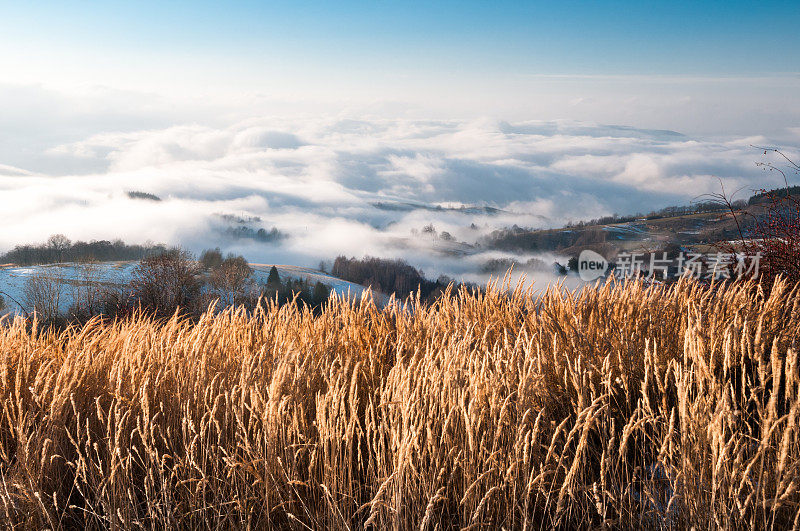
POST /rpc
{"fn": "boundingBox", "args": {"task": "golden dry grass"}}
[1,277,799,529]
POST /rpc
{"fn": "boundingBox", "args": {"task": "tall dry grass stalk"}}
[1,276,799,529]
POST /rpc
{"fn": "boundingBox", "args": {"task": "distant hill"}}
[482,186,798,257]
[748,185,800,205]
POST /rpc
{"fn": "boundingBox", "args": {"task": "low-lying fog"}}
[2,111,795,284]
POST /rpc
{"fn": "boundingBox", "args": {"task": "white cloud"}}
[0,163,33,177]
[1,108,794,281]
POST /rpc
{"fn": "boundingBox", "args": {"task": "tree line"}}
[331,255,474,302]
[0,234,168,266]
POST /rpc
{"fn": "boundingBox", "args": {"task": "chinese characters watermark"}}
[578,250,761,282]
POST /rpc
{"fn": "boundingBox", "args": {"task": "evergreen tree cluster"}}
[331,255,470,301]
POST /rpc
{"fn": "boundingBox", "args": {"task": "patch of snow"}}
[0,261,386,316]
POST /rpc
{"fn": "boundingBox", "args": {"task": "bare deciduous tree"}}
[46,234,71,263]
[209,255,255,307]
[129,249,200,318]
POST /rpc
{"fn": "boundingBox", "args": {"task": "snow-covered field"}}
[0,262,137,316]
[0,261,383,317]
[250,264,389,305]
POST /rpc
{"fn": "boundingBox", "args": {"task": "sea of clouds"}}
[1,86,797,281]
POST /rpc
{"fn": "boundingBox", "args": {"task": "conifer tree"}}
[267,266,280,286]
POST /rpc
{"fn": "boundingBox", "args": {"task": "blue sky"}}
[2,1,798,75]
[0,1,799,270]
[2,0,798,135]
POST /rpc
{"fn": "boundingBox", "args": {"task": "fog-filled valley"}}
[3,112,797,284]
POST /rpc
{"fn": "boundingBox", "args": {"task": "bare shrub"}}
[129,249,200,318]
[199,247,224,270]
[68,261,105,322]
[705,147,799,286]
[208,254,255,307]
[747,191,800,284]
[21,269,64,323]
